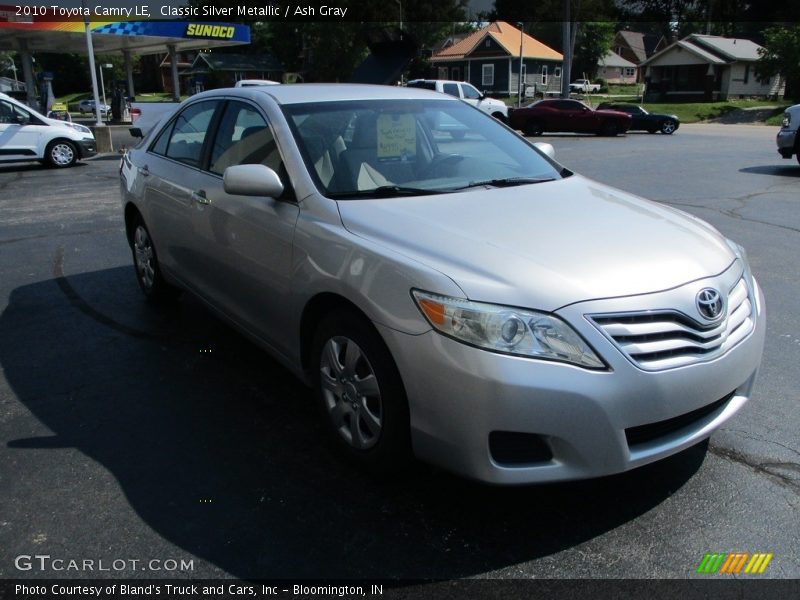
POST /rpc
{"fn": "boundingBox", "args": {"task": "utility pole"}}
[561,0,571,98]
[517,22,524,107]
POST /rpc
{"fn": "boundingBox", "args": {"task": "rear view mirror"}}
[223,164,284,198]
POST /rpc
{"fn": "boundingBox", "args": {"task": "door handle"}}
[191,189,210,205]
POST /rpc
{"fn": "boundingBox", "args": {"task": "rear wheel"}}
[660,120,677,134]
[45,140,77,168]
[312,310,411,472]
[130,214,180,303]
[524,119,543,136]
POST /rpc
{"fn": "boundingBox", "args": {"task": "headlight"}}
[412,290,604,369]
[726,238,755,296]
[782,113,790,128]
[66,122,92,135]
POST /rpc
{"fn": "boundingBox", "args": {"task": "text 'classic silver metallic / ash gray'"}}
[120,84,765,484]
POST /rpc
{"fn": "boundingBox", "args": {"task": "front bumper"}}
[76,138,97,159]
[776,129,796,158]
[378,272,766,485]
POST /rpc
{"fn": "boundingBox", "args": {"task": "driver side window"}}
[0,100,30,124]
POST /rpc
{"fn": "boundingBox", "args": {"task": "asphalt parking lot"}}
[0,123,798,581]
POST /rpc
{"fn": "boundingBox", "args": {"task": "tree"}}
[492,0,618,83]
[756,25,800,101]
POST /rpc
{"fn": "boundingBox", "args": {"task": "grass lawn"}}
[639,100,788,123]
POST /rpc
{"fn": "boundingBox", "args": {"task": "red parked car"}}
[509,99,632,137]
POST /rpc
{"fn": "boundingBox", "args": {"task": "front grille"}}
[590,277,753,371]
[625,391,735,448]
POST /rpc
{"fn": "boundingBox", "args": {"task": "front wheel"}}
[660,120,677,134]
[524,119,543,136]
[600,122,619,137]
[312,310,411,472]
[45,140,77,168]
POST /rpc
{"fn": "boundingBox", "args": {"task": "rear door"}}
[139,99,223,287]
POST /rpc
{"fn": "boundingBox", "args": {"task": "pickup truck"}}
[406,79,509,122]
[569,79,601,93]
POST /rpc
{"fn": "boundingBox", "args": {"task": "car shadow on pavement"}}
[0,267,708,579]
[0,162,89,174]
[739,165,800,178]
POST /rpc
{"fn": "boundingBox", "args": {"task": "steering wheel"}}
[419,153,465,179]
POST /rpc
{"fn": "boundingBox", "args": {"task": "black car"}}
[597,103,679,134]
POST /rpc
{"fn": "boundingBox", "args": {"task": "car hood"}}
[337,175,734,311]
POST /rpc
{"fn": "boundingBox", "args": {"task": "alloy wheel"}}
[319,336,383,450]
[133,225,156,290]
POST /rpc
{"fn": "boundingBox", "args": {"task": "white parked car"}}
[234,79,280,87]
[776,103,800,165]
[78,99,111,114]
[406,79,509,122]
[0,92,97,167]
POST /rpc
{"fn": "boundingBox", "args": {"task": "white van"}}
[0,92,97,168]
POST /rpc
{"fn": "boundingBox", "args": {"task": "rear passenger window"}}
[442,83,459,97]
[163,101,217,167]
[209,101,281,175]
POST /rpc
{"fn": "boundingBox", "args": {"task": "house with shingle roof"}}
[597,51,638,84]
[429,21,563,96]
[614,31,666,66]
[640,34,784,101]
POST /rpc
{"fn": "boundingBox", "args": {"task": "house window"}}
[624,67,636,77]
[554,67,562,79]
[482,64,494,87]
[451,67,460,80]
[541,65,548,86]
[743,64,749,84]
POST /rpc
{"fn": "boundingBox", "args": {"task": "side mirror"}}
[129,127,144,138]
[13,114,27,125]
[533,142,555,159]
[223,164,284,198]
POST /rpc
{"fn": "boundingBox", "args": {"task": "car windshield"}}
[282,99,562,199]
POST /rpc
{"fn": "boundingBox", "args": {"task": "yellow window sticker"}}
[377,113,416,162]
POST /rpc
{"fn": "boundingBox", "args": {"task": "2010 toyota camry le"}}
[120,84,765,484]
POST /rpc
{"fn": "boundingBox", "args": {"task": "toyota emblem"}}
[696,288,724,321]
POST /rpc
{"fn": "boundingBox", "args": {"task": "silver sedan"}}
[120,84,765,484]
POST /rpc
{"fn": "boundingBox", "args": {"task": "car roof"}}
[190,83,455,106]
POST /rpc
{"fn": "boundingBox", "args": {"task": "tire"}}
[45,140,77,168]
[660,120,677,135]
[312,310,411,472]
[491,112,507,124]
[600,122,619,137]
[129,214,180,304]
[524,119,543,136]
[647,128,657,134]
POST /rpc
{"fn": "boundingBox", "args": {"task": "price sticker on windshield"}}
[377,113,416,162]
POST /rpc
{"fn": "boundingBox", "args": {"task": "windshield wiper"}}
[328,185,446,199]
[453,176,555,190]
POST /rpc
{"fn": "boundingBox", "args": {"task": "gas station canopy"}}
[0,18,251,54]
